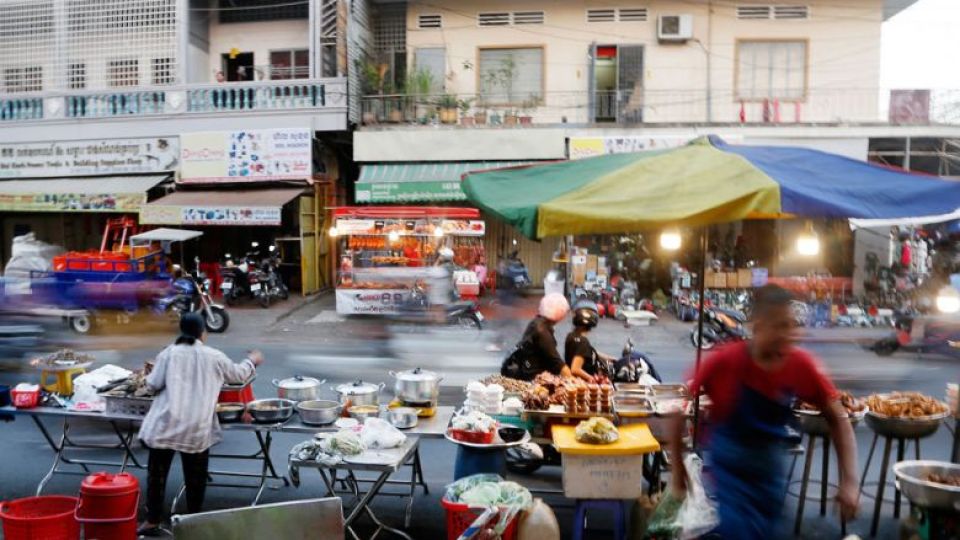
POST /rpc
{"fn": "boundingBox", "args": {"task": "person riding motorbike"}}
[564,300,616,382]
[501,293,572,381]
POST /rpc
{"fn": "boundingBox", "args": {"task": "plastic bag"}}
[445,474,503,503]
[643,490,682,539]
[359,417,406,449]
[444,475,533,509]
[71,365,132,409]
[676,454,718,539]
[516,498,560,540]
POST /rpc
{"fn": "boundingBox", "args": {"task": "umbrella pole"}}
[692,226,708,450]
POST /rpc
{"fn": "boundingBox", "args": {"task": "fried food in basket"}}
[574,417,619,445]
[865,392,948,418]
[926,473,960,487]
[796,391,865,415]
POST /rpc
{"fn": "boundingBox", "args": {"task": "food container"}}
[613,396,654,418]
[246,398,295,423]
[272,376,325,402]
[450,429,495,445]
[498,426,526,443]
[219,376,256,404]
[794,408,867,436]
[390,368,442,403]
[11,384,40,409]
[297,400,341,426]
[893,460,960,511]
[651,384,688,399]
[348,405,380,423]
[216,402,245,423]
[333,380,384,408]
[864,410,949,439]
[387,407,419,429]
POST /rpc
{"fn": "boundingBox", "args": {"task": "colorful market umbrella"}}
[462,136,960,239]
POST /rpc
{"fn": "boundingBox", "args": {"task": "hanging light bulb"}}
[433,226,445,238]
[936,286,960,314]
[797,221,820,256]
[388,230,400,242]
[660,230,681,251]
[328,227,339,238]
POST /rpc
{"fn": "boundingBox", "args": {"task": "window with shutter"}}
[478,12,510,26]
[512,11,544,25]
[478,47,543,105]
[414,48,446,93]
[736,6,772,19]
[736,40,807,100]
[418,14,442,29]
[586,9,615,22]
[773,5,808,19]
[618,8,648,21]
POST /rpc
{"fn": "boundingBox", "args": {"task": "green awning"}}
[356,162,536,203]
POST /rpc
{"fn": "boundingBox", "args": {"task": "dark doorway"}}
[222,52,254,82]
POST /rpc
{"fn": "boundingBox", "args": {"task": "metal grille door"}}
[617,45,643,123]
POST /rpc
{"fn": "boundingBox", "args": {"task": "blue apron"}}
[704,367,796,539]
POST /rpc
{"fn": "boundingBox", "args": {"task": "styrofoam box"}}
[561,454,645,499]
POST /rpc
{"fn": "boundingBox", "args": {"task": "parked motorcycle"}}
[260,244,290,304]
[220,243,270,308]
[498,251,532,291]
[612,338,662,384]
[690,307,748,350]
[157,259,229,332]
[393,281,484,330]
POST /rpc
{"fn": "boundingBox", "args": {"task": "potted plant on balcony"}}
[357,59,388,124]
[385,80,404,123]
[503,108,519,126]
[458,98,474,126]
[406,68,436,124]
[473,98,488,125]
[438,94,458,124]
[519,97,540,125]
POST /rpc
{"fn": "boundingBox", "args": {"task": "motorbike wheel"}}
[278,284,290,300]
[224,291,237,306]
[258,292,271,309]
[690,328,716,350]
[204,307,230,333]
[505,447,543,475]
[873,338,899,357]
[455,314,482,331]
[69,314,93,335]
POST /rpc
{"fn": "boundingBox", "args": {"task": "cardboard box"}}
[587,255,599,274]
[572,255,587,285]
[725,272,738,288]
[706,270,726,289]
[737,269,753,288]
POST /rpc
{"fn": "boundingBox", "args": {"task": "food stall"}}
[330,207,486,315]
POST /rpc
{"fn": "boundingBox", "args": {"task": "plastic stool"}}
[40,367,87,396]
[572,499,626,540]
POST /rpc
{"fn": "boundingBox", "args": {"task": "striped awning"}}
[356,161,537,203]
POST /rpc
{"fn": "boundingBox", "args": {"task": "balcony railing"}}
[0,78,347,123]
[360,89,960,127]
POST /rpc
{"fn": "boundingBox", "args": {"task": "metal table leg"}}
[870,437,894,538]
[860,432,879,494]
[894,438,905,519]
[319,468,413,540]
[820,437,831,516]
[794,435,816,536]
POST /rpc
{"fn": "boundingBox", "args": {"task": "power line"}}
[189,1,308,12]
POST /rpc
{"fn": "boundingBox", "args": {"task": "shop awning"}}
[130,228,204,245]
[141,188,305,226]
[0,174,169,213]
[356,161,537,203]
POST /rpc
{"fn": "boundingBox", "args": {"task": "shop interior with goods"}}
[331,207,487,314]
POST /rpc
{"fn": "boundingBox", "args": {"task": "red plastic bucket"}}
[75,473,139,540]
[0,495,80,540]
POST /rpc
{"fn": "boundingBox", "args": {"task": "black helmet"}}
[572,300,599,329]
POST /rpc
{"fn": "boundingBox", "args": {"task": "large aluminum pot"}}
[390,367,443,404]
[332,380,384,407]
[272,375,326,402]
[893,460,960,511]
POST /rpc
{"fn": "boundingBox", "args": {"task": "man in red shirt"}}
[669,285,859,538]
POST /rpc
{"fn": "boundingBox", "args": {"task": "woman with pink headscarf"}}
[500,293,572,381]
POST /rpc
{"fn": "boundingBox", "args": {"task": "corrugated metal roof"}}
[358,162,536,184]
[146,188,306,207]
[0,174,169,194]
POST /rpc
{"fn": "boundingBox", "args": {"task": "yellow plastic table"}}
[552,423,661,455]
[39,363,91,396]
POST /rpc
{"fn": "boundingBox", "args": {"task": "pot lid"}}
[394,367,440,382]
[335,379,380,395]
[277,375,321,389]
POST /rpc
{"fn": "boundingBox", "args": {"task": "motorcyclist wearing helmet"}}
[501,293,572,381]
[565,300,615,382]
[427,247,459,306]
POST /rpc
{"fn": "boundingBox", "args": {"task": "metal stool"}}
[788,433,848,536]
[860,432,923,537]
[572,499,626,540]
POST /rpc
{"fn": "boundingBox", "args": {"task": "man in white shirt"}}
[137,313,263,536]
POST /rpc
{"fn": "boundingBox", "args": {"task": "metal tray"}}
[614,396,655,418]
[651,384,688,399]
[864,410,949,439]
[614,383,652,395]
[893,460,960,511]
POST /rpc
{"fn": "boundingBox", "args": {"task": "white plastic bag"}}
[359,417,406,449]
[676,454,719,539]
[71,365,132,409]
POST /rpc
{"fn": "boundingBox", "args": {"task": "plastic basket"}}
[441,498,519,540]
[101,394,153,417]
[449,429,495,445]
[0,496,80,540]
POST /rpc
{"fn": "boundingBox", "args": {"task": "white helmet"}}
[438,247,455,262]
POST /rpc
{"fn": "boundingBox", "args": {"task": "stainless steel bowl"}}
[794,408,867,436]
[387,407,419,429]
[893,460,960,511]
[864,410,949,439]
[297,400,341,426]
[246,398,295,423]
[216,402,245,423]
[347,405,380,423]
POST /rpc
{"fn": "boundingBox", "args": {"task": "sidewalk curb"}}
[272,290,331,325]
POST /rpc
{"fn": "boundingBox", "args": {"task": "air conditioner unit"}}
[658,14,693,42]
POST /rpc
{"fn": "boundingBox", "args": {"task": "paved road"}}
[0,298,955,539]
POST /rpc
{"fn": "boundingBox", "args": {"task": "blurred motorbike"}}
[872,310,960,359]
[498,251,531,291]
[221,242,269,308]
[260,244,290,304]
[156,259,229,332]
[612,338,662,384]
[690,307,748,350]
[393,281,483,330]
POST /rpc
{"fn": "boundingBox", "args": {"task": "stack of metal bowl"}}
[246,398,295,423]
[893,460,960,511]
[794,407,868,436]
[864,409,949,439]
